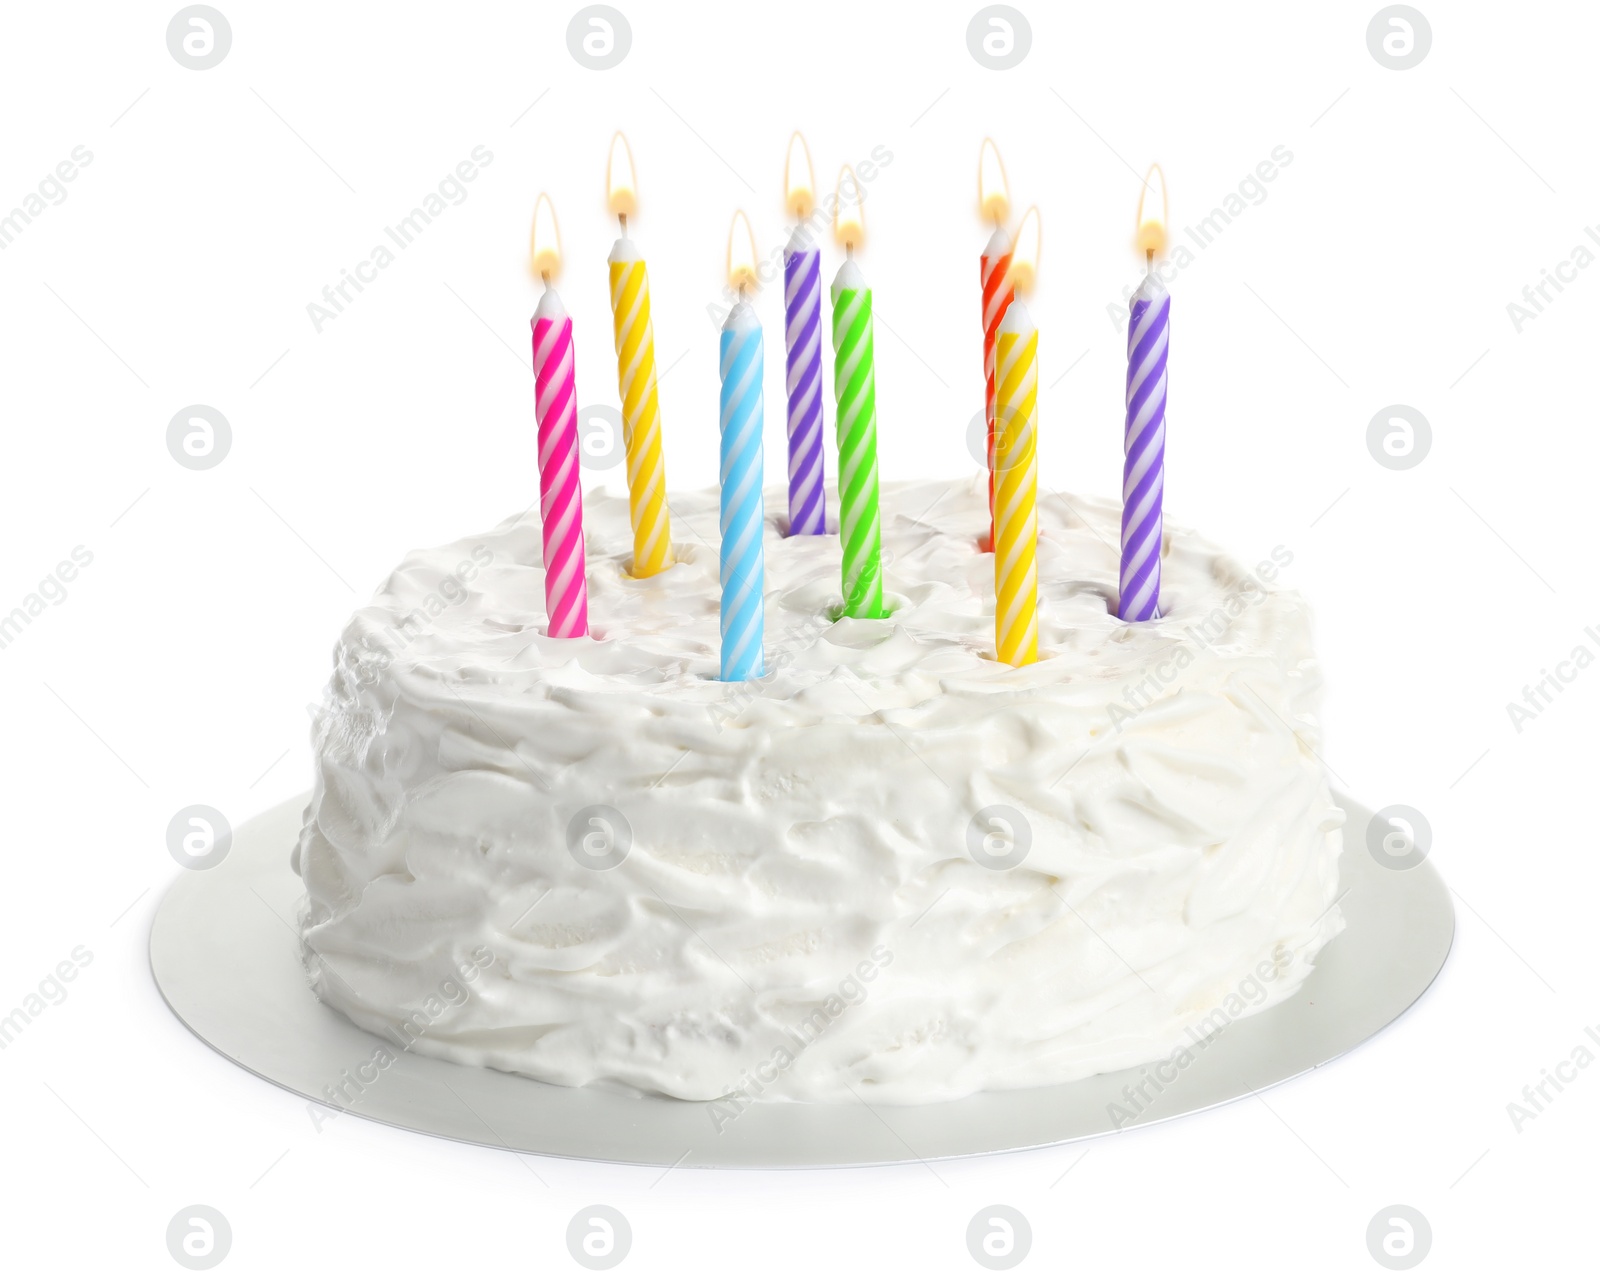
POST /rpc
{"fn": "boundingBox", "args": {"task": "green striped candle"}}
[829,256,886,618]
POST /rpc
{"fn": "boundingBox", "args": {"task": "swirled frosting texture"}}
[294,478,1344,1103]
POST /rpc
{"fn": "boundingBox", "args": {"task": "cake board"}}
[149,792,1452,1168]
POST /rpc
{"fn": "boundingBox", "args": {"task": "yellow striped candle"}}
[993,207,1041,667]
[605,133,672,577]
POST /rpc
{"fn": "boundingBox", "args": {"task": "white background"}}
[1,0,1593,1270]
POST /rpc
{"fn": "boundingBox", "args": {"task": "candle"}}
[719,211,765,681]
[782,133,827,536]
[993,207,1041,667]
[604,134,673,577]
[1119,164,1169,623]
[829,167,887,619]
[978,139,1014,553]
[529,194,589,639]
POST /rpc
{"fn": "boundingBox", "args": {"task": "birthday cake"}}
[293,476,1345,1104]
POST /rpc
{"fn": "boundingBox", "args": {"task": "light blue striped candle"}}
[719,298,765,680]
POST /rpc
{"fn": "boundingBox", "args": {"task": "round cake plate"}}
[149,793,1452,1169]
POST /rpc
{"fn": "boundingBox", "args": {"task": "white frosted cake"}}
[293,477,1345,1104]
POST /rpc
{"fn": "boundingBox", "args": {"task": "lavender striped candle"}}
[783,230,827,535]
[1118,270,1168,622]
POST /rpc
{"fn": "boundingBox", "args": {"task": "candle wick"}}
[846,242,854,261]
[540,270,551,288]
[1145,249,1153,271]
[618,213,627,235]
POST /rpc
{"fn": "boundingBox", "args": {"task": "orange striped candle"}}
[978,139,1014,552]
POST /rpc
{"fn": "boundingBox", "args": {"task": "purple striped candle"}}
[1118,270,1168,622]
[783,230,827,534]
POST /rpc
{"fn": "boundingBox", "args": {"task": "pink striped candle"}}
[531,286,589,638]
[981,226,1013,550]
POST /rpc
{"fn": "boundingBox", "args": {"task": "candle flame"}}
[978,138,1010,225]
[606,132,638,220]
[1008,206,1040,294]
[727,210,759,291]
[833,166,865,251]
[1135,162,1168,257]
[530,192,562,280]
[785,132,815,220]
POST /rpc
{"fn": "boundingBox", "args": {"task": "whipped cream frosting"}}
[294,477,1345,1104]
